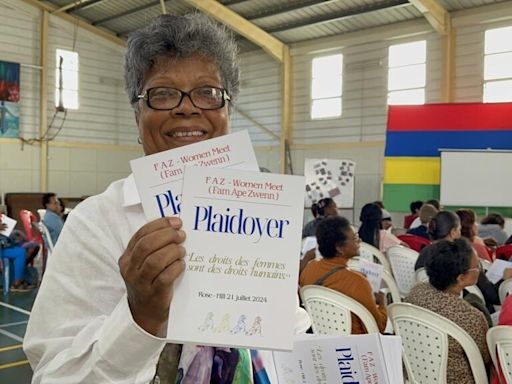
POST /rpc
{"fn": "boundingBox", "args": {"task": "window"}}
[387,40,426,105]
[55,49,79,110]
[311,54,343,119]
[484,26,512,102]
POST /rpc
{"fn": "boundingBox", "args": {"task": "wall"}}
[0,0,142,202]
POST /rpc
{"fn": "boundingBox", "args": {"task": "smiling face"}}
[337,227,361,259]
[135,55,230,155]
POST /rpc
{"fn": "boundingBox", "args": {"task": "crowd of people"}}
[300,198,512,384]
[0,193,65,291]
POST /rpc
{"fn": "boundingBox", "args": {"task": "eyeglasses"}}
[466,263,483,274]
[137,86,231,111]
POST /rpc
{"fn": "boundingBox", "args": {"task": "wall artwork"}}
[304,158,356,208]
[0,60,20,137]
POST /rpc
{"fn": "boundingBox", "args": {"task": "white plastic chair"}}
[359,241,392,274]
[388,302,489,384]
[387,246,419,297]
[487,326,512,384]
[499,278,512,304]
[38,221,54,254]
[37,209,46,221]
[299,285,380,335]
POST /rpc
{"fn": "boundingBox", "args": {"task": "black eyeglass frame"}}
[137,86,231,111]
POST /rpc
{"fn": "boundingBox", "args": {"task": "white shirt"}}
[24,175,310,384]
[409,216,421,229]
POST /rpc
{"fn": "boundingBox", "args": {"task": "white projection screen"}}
[440,150,512,207]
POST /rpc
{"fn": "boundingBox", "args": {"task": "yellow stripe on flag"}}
[384,157,440,185]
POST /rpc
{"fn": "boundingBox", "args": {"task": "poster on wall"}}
[304,158,356,208]
[0,61,20,102]
[0,101,19,137]
[0,60,20,137]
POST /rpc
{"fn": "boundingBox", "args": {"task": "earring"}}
[137,136,142,144]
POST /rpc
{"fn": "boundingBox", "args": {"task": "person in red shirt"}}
[403,200,422,229]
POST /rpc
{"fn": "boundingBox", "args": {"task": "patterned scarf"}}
[155,344,271,384]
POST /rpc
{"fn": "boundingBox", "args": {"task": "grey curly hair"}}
[123,13,240,112]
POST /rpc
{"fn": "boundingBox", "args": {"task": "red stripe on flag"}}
[387,103,512,131]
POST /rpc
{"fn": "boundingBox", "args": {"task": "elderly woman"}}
[300,216,388,334]
[24,14,309,384]
[405,239,490,384]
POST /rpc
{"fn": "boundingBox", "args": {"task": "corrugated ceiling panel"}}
[44,0,509,45]
[73,0,156,22]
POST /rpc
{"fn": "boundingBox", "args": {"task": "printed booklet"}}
[167,165,305,351]
[0,214,17,237]
[273,333,403,384]
[130,130,259,219]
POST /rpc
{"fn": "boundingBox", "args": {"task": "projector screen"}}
[440,150,512,207]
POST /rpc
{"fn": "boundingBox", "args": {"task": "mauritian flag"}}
[383,103,512,212]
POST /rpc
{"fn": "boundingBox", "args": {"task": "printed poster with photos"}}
[304,158,355,208]
[0,60,20,137]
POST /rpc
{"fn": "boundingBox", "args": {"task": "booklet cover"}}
[0,214,17,237]
[130,130,259,220]
[273,333,403,384]
[486,259,512,284]
[358,258,385,293]
[166,165,305,351]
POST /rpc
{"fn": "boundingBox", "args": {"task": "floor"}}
[0,289,36,383]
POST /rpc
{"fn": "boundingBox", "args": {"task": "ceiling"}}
[40,0,510,51]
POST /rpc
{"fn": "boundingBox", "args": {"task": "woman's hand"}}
[119,217,186,336]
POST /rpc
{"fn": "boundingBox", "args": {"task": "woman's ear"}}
[335,244,344,256]
[456,272,469,288]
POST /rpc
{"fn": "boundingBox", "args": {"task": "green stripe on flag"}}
[383,184,440,212]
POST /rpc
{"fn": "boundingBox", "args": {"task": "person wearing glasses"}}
[24,14,310,384]
[405,238,491,384]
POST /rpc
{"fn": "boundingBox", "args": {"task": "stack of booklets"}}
[130,131,305,351]
[273,333,403,384]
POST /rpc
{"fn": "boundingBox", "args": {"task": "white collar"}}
[122,174,141,207]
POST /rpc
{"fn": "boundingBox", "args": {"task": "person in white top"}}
[24,14,309,384]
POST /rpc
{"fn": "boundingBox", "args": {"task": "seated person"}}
[404,200,422,229]
[358,203,407,253]
[479,213,508,246]
[407,203,438,239]
[456,208,492,262]
[302,198,338,238]
[415,211,511,315]
[405,238,490,384]
[42,193,64,245]
[300,216,388,334]
[0,221,32,290]
[409,199,441,229]
[381,209,393,231]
